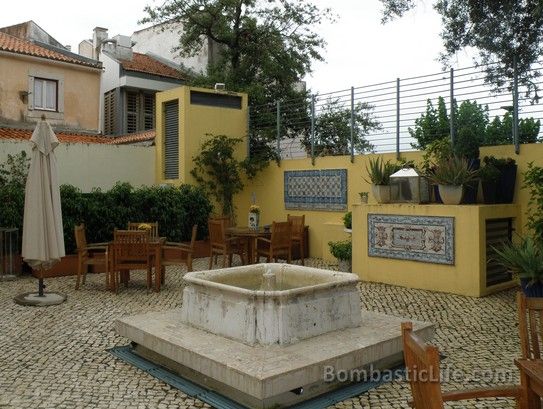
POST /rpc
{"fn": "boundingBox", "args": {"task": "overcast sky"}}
[0,0,472,93]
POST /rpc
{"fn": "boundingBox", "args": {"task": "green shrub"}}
[328,240,352,261]
[343,212,352,229]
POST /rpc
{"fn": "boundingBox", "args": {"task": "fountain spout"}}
[260,267,277,291]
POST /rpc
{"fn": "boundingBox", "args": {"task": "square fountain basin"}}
[181,263,362,345]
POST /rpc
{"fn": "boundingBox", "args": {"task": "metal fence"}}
[248,61,543,161]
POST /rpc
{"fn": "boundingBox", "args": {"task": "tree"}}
[141,0,331,108]
[380,0,543,97]
[302,98,380,156]
[190,134,244,221]
[484,112,541,145]
[142,0,332,168]
[409,97,449,149]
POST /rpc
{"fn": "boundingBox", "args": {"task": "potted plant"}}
[479,160,500,204]
[491,236,543,297]
[248,204,260,229]
[365,157,400,203]
[484,156,517,204]
[328,240,352,272]
[359,192,369,203]
[421,138,453,203]
[343,211,352,231]
[427,157,479,205]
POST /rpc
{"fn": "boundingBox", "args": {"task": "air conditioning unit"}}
[214,83,226,91]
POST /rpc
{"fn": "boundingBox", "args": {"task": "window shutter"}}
[126,92,138,134]
[104,90,117,135]
[164,100,179,180]
[57,79,64,113]
[144,93,155,130]
[28,77,34,110]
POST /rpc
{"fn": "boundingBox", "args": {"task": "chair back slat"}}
[208,219,227,250]
[401,322,444,409]
[127,222,159,239]
[518,292,543,359]
[113,229,149,268]
[74,224,87,250]
[287,214,305,240]
[271,221,292,250]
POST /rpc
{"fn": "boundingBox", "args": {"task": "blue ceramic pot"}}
[520,278,543,297]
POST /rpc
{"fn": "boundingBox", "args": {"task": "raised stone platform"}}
[116,309,434,408]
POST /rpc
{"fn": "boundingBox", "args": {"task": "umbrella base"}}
[13,291,67,306]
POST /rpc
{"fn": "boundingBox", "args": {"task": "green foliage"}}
[0,151,30,188]
[491,236,543,284]
[420,137,453,173]
[190,134,244,220]
[523,162,543,242]
[428,157,478,186]
[302,98,379,156]
[478,162,500,182]
[328,240,352,261]
[365,157,401,185]
[380,0,543,98]
[5,182,212,254]
[409,97,450,149]
[343,212,352,229]
[484,112,541,145]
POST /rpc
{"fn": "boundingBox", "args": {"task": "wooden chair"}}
[208,218,247,269]
[111,229,153,293]
[256,221,292,263]
[127,222,159,239]
[517,292,543,359]
[161,225,198,282]
[401,322,520,408]
[287,214,305,265]
[74,224,110,290]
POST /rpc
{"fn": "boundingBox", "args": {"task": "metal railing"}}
[248,61,543,161]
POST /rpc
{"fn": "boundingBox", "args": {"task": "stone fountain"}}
[116,263,433,408]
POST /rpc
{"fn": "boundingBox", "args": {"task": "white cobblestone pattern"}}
[0,258,519,408]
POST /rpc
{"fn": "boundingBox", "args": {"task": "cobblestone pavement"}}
[0,258,519,409]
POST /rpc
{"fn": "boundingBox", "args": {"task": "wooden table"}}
[516,359,543,408]
[226,226,271,264]
[111,237,166,292]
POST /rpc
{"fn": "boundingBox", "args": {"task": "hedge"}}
[0,182,213,254]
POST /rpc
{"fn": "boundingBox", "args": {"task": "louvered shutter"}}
[164,100,179,179]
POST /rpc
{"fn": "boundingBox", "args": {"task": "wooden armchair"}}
[401,322,520,408]
[127,222,159,239]
[287,214,305,265]
[256,221,292,263]
[74,224,110,290]
[517,292,543,359]
[111,229,153,293]
[208,218,247,268]
[161,225,198,282]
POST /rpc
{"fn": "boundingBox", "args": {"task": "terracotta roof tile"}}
[0,127,111,144]
[107,130,156,145]
[119,53,185,80]
[0,31,101,68]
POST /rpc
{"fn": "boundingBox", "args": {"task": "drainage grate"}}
[108,345,401,409]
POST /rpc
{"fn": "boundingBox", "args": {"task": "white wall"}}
[1,140,155,192]
[132,23,209,74]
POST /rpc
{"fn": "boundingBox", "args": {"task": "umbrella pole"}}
[38,267,45,297]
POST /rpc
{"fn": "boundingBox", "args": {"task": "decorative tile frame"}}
[368,214,455,265]
[284,169,347,211]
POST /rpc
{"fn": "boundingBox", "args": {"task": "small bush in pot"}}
[365,157,401,203]
[427,157,479,205]
[328,240,352,272]
[479,162,500,204]
[491,236,543,297]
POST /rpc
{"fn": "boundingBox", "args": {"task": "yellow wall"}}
[155,86,248,188]
[352,203,519,297]
[0,53,101,132]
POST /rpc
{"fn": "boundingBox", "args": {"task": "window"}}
[33,78,58,111]
[190,90,242,109]
[164,100,179,180]
[125,91,155,134]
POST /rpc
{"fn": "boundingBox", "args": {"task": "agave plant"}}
[365,157,399,185]
[491,236,543,285]
[428,157,478,186]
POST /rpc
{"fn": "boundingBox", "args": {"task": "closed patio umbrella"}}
[15,116,66,306]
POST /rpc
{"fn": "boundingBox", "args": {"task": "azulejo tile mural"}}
[368,214,454,265]
[284,169,347,211]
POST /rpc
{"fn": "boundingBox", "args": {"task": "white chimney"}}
[92,27,108,59]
